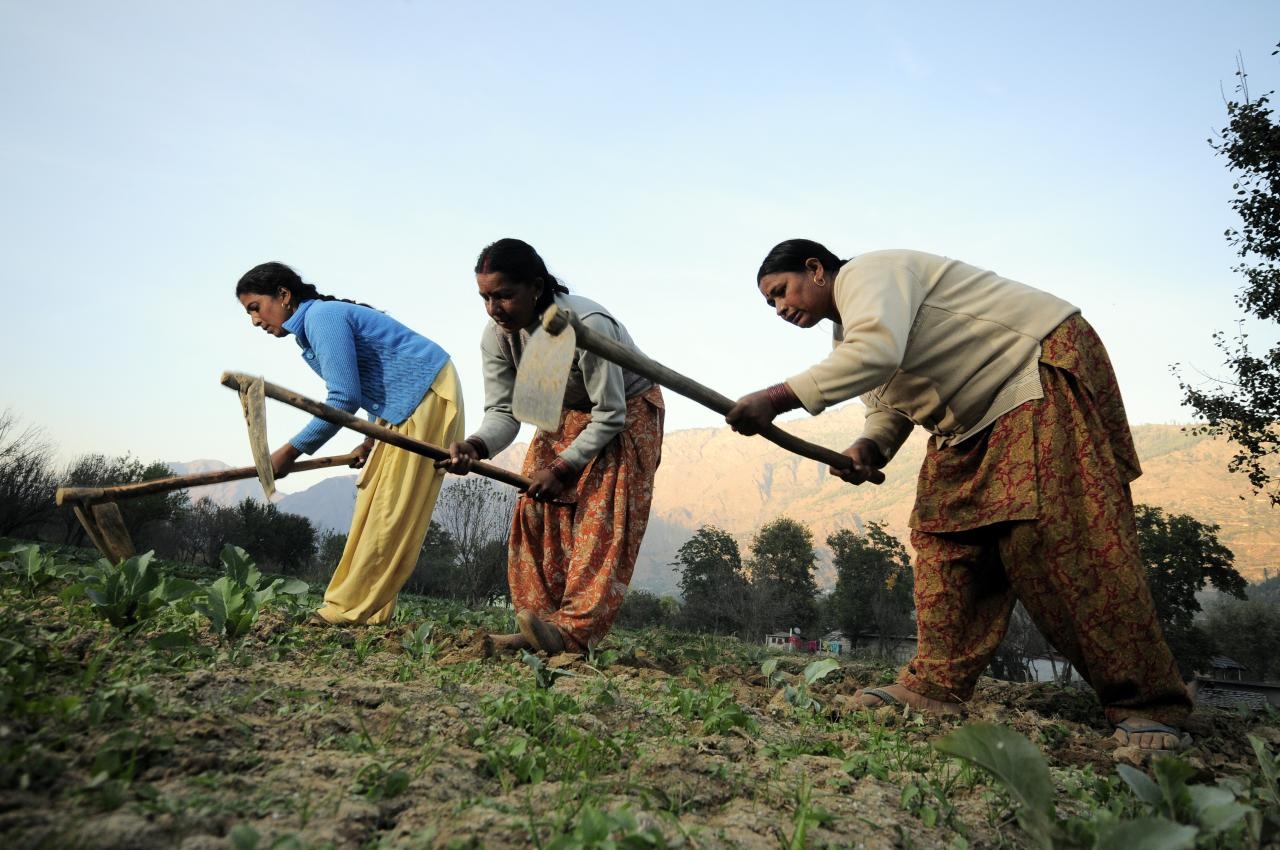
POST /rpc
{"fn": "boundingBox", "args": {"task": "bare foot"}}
[483,632,531,656]
[516,610,566,654]
[852,684,963,716]
[1112,718,1190,750]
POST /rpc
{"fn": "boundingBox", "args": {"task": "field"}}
[2,541,1278,850]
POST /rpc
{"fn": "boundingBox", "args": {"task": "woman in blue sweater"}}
[235,262,463,625]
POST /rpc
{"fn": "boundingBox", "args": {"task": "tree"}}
[234,498,316,575]
[406,520,459,598]
[0,410,59,536]
[1203,592,1280,681]
[827,521,914,656]
[431,478,515,606]
[614,589,677,629]
[1179,45,1280,505]
[171,497,245,567]
[1134,504,1247,676]
[673,525,751,635]
[747,517,819,636]
[58,453,188,546]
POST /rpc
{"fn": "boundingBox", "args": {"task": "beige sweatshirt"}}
[785,250,1079,460]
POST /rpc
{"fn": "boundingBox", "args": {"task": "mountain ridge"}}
[170,407,1279,593]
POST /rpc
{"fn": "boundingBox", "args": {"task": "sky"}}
[4,1,1280,488]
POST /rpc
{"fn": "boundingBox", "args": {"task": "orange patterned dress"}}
[900,314,1192,726]
[508,385,665,651]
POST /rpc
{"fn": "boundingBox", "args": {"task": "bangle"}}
[549,457,579,484]
[765,382,801,414]
[465,437,490,459]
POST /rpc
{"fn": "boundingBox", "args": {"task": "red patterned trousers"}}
[509,386,664,651]
[900,316,1192,726]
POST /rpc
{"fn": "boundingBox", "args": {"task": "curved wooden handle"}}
[219,372,532,492]
[542,306,885,485]
[56,452,361,506]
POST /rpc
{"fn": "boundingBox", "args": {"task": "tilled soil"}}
[2,606,1276,850]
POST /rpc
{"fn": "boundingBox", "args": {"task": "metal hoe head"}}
[237,374,276,499]
[512,309,576,433]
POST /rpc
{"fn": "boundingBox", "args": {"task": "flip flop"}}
[858,687,903,707]
[1113,719,1192,750]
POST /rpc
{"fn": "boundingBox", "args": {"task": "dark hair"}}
[756,239,846,283]
[475,238,570,313]
[235,261,373,309]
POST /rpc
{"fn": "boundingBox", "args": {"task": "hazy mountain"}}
[170,407,1279,592]
[164,459,269,507]
[276,475,359,534]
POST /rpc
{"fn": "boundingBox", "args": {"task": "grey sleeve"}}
[468,328,523,457]
[557,312,627,470]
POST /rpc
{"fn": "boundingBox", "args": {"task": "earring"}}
[813,276,826,287]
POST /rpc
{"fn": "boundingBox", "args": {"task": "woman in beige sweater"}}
[727,239,1192,751]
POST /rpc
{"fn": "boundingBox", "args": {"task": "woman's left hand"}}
[726,390,778,436]
[525,468,567,502]
[349,436,376,469]
[270,443,302,477]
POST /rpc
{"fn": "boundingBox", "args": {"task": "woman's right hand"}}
[437,440,479,474]
[831,438,887,485]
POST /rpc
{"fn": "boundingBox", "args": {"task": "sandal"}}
[1112,719,1192,751]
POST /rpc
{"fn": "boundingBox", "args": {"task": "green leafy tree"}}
[1179,45,1280,504]
[748,517,819,636]
[406,520,459,598]
[674,525,751,635]
[1135,504,1247,676]
[827,521,914,655]
[234,498,316,574]
[614,589,677,629]
[1203,590,1280,681]
[59,453,188,545]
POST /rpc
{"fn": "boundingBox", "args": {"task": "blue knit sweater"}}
[282,299,451,454]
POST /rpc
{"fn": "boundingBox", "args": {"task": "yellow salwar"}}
[315,361,464,625]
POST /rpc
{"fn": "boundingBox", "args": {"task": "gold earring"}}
[813,276,826,287]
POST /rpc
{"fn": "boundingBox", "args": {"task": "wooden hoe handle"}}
[541,306,885,485]
[219,372,532,492]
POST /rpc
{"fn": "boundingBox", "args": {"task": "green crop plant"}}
[522,649,575,689]
[80,551,196,630]
[352,758,412,801]
[761,656,840,713]
[0,544,81,594]
[543,802,668,849]
[936,723,1272,850]
[400,621,436,661]
[782,778,836,850]
[663,680,758,736]
[194,545,308,644]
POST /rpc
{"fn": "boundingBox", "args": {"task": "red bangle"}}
[765,382,801,414]
[549,458,579,484]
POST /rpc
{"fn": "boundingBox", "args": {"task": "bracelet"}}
[464,437,490,459]
[765,382,801,414]
[549,457,579,484]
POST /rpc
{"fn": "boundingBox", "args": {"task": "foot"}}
[483,632,531,656]
[516,610,566,654]
[852,684,963,716]
[1112,718,1191,751]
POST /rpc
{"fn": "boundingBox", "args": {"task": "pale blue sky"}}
[4,1,1279,485]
